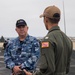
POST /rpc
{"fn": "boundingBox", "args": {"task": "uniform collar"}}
[17,34,30,43]
[48,26,60,33]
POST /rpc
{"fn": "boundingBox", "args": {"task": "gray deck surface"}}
[0,48,75,75]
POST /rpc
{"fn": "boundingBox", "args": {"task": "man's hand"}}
[23,69,32,75]
[13,66,21,74]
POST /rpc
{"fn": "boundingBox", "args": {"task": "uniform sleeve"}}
[44,42,55,74]
[21,39,40,70]
[33,41,55,75]
[4,43,15,69]
[66,41,73,74]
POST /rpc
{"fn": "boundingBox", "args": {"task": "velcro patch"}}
[41,42,49,48]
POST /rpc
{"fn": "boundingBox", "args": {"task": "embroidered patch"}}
[41,42,49,48]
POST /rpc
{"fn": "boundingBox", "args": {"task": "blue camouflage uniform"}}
[4,34,40,72]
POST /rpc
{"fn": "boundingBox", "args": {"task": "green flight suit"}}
[33,26,73,75]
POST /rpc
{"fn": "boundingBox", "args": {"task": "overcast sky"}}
[0,0,75,38]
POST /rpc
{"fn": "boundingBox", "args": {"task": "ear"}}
[45,17,48,23]
[26,26,29,30]
[27,26,29,29]
[15,28,17,32]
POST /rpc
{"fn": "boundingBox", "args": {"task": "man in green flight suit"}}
[24,5,73,75]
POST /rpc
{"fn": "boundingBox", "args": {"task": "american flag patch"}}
[41,42,49,48]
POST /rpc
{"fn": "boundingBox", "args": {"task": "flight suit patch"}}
[41,42,49,48]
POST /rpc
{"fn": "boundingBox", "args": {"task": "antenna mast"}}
[63,0,66,34]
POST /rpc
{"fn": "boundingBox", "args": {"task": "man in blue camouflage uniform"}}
[4,19,40,75]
